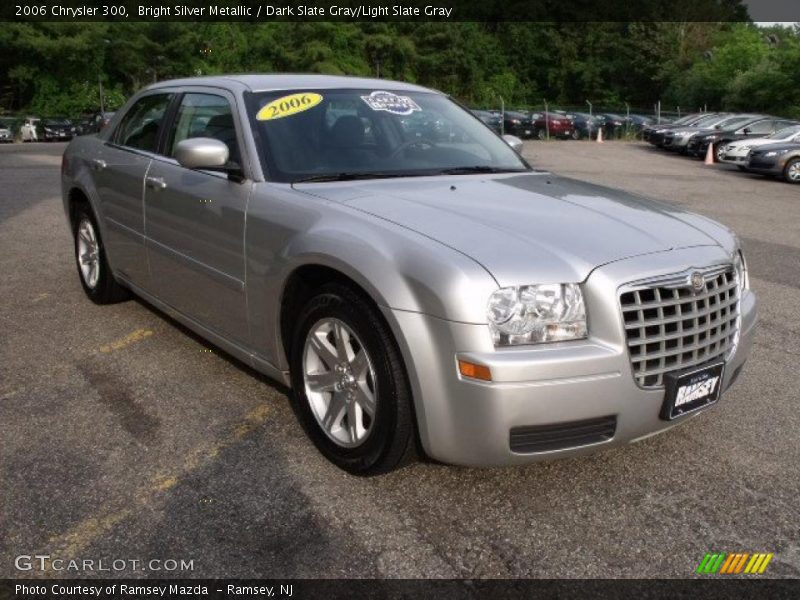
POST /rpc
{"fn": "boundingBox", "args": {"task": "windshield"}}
[246,88,528,183]
[769,125,800,140]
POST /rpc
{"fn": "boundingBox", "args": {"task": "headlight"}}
[765,149,789,157]
[734,250,749,292]
[487,283,587,346]
[44,127,53,133]
[738,145,749,152]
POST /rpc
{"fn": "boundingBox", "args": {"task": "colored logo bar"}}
[696,552,773,574]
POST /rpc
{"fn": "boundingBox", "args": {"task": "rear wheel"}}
[73,203,130,304]
[783,158,800,184]
[536,129,547,141]
[289,283,416,475]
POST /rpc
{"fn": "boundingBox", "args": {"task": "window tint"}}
[114,94,173,152]
[167,93,240,165]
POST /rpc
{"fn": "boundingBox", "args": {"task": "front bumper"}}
[720,152,748,164]
[388,246,757,467]
[746,155,785,175]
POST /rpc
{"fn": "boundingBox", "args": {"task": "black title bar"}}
[3,0,798,22]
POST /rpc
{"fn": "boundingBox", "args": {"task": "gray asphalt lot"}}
[1,140,798,579]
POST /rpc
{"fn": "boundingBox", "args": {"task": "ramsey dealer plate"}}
[661,361,725,420]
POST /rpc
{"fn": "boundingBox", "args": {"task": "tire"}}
[73,203,130,304]
[783,158,800,184]
[289,283,416,475]
[536,129,547,141]
[715,143,726,162]
[571,129,581,140]
[737,165,746,171]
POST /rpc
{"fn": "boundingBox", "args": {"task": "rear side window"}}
[744,120,774,135]
[113,94,173,152]
[166,93,241,165]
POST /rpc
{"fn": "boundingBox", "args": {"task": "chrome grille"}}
[620,266,740,388]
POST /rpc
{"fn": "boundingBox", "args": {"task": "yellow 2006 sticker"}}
[256,92,323,121]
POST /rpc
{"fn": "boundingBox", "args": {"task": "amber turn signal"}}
[458,360,492,381]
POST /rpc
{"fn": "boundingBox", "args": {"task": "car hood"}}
[298,173,729,287]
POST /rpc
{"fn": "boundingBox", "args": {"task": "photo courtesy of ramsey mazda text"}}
[62,74,756,475]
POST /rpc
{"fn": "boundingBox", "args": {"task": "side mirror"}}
[742,127,751,135]
[502,134,524,154]
[175,137,230,170]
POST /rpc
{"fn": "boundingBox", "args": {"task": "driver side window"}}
[113,94,173,152]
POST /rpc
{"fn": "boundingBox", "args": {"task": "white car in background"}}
[20,117,40,142]
[721,125,800,168]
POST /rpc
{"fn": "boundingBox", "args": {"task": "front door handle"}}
[145,176,167,191]
[91,159,106,171]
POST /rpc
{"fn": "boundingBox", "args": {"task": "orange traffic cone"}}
[704,142,715,165]
[596,127,604,144]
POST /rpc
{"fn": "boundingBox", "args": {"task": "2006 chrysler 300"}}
[61,75,756,474]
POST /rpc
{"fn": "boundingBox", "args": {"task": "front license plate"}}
[661,361,725,420]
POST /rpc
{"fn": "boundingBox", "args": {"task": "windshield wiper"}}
[436,166,528,175]
[292,171,420,184]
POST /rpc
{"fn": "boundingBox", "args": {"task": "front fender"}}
[244,184,499,370]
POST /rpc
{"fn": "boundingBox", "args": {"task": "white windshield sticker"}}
[360,91,421,115]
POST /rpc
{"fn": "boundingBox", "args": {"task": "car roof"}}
[147,74,438,95]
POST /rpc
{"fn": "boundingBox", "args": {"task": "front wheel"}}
[73,204,130,304]
[784,158,800,184]
[289,283,416,475]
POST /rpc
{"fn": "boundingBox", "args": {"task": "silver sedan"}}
[61,75,756,474]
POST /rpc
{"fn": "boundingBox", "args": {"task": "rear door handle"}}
[145,176,167,191]
[91,159,106,171]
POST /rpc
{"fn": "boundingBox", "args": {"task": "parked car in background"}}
[645,113,718,146]
[564,112,600,139]
[663,114,749,154]
[61,74,755,474]
[597,114,625,138]
[532,112,575,140]
[41,118,76,142]
[503,110,534,139]
[622,114,654,135]
[0,117,14,143]
[745,142,800,183]
[471,109,503,134]
[687,116,797,160]
[720,125,800,168]
[20,117,40,142]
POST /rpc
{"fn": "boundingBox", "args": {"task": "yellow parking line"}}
[41,401,270,571]
[98,329,154,353]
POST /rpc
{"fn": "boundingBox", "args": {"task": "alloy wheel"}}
[77,218,100,289]
[302,318,377,448]
[787,160,800,182]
